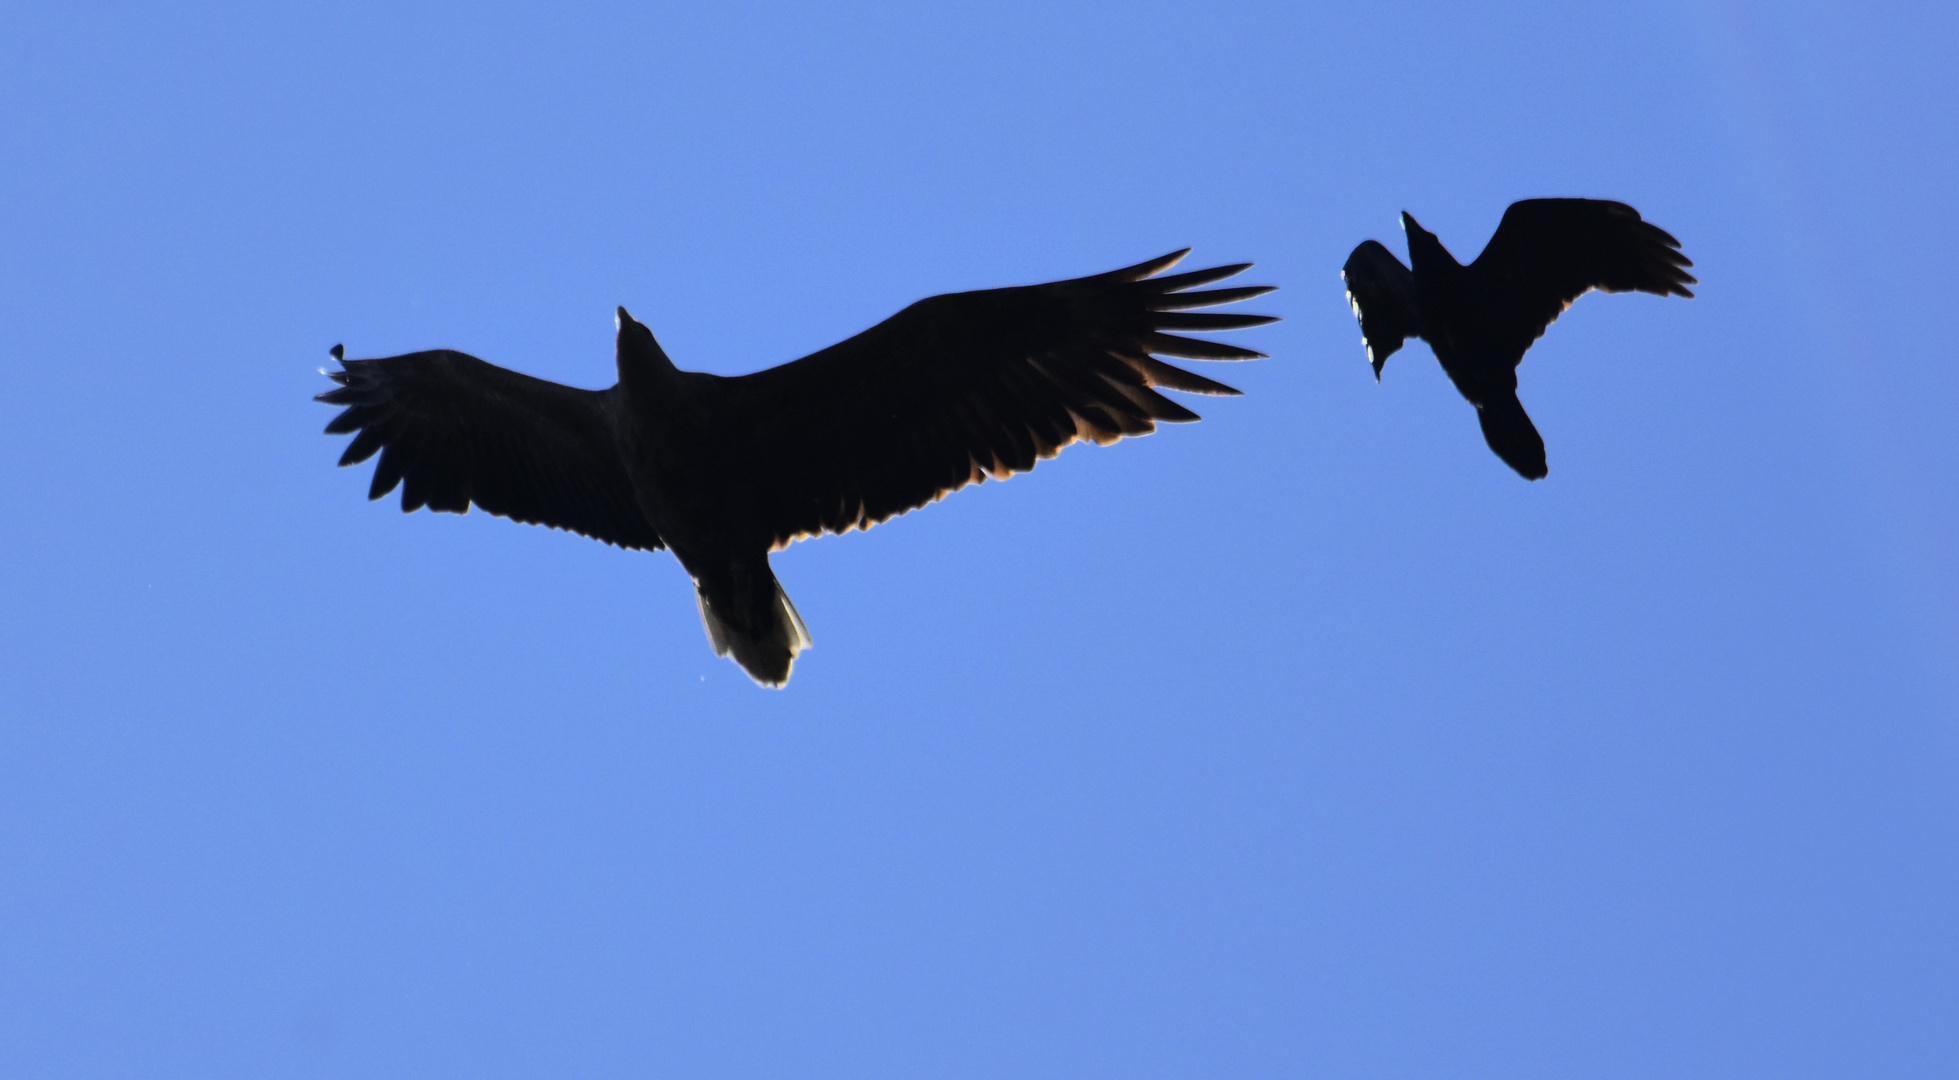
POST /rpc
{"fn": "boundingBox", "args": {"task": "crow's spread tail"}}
[1477,394,1548,480]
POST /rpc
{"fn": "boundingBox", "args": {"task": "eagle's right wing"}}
[318,348,664,551]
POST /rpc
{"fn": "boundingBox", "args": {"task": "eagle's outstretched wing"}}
[712,251,1277,549]
[318,348,664,551]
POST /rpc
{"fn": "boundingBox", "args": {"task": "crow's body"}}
[318,252,1274,686]
[1342,198,1694,479]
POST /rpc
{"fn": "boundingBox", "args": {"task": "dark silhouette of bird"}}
[1341,198,1694,479]
[318,251,1275,686]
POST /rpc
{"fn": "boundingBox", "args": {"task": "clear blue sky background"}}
[2,2,1954,1077]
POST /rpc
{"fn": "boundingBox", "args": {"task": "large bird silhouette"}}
[1342,198,1694,479]
[319,252,1275,686]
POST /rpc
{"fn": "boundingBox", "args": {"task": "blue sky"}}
[1,2,1954,1077]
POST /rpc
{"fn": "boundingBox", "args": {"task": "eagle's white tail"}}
[696,578,811,688]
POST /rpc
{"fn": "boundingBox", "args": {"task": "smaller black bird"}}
[1341,198,1695,479]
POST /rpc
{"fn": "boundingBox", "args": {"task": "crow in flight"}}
[1341,198,1694,479]
[319,252,1275,686]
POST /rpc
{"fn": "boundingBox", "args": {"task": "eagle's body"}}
[319,251,1275,685]
[1342,198,1695,479]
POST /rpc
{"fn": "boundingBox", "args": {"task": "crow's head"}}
[1400,211,1457,274]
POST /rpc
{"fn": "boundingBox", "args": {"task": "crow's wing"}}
[714,251,1276,549]
[1469,198,1695,364]
[1342,239,1422,378]
[318,348,664,551]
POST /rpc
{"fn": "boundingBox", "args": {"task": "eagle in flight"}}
[319,251,1276,686]
[1342,198,1694,479]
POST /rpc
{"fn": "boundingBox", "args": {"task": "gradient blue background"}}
[2,2,1954,1077]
